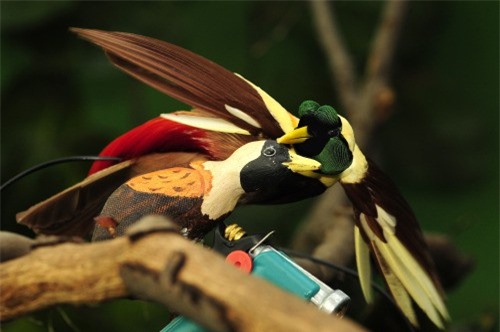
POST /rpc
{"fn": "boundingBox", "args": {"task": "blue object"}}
[160,244,349,331]
[252,249,320,300]
[160,316,206,332]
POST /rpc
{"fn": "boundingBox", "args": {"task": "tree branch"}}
[291,186,355,281]
[365,0,408,83]
[354,0,408,144]
[309,0,408,145]
[1,216,366,332]
[310,0,358,114]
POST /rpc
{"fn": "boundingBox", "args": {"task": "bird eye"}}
[263,146,276,157]
[328,129,340,137]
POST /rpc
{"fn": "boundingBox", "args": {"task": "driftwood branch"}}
[1,216,366,332]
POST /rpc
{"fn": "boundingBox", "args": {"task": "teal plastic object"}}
[160,316,207,332]
[252,250,320,300]
[160,248,322,331]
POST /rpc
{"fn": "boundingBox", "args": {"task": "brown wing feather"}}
[342,158,444,294]
[16,152,207,237]
[71,28,287,138]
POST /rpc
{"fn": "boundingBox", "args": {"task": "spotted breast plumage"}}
[93,160,215,240]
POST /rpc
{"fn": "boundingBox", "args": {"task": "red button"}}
[226,250,253,273]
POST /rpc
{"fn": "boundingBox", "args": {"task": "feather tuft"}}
[355,226,373,303]
[343,157,449,328]
[88,117,209,175]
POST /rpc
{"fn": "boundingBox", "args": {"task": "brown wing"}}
[342,159,441,288]
[342,158,449,327]
[16,152,208,237]
[70,28,298,138]
[93,164,214,241]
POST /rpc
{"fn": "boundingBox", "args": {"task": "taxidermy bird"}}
[92,140,322,240]
[16,29,448,328]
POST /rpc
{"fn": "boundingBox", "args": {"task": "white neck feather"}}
[200,141,263,219]
[200,160,245,219]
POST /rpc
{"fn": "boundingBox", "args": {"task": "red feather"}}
[88,117,209,175]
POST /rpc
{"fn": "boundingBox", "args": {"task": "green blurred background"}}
[1,1,498,331]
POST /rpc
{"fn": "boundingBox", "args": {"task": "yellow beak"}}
[283,149,321,173]
[277,126,311,145]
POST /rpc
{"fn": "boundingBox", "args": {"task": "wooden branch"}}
[425,233,475,290]
[309,0,407,144]
[291,186,355,281]
[365,0,408,83]
[0,232,35,262]
[1,216,366,332]
[354,0,408,144]
[310,0,358,114]
[0,237,129,319]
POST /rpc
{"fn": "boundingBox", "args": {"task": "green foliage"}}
[1,1,498,331]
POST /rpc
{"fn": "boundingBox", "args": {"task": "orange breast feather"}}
[126,161,212,198]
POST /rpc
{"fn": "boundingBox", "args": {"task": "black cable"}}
[280,247,416,332]
[1,156,122,192]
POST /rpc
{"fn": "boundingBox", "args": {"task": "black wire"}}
[0,156,122,192]
[280,247,416,332]
[281,247,390,299]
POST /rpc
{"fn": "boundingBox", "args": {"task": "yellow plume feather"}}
[355,226,374,303]
[358,209,449,329]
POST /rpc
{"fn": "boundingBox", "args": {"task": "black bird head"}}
[237,140,321,193]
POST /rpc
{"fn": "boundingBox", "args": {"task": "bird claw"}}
[224,224,246,241]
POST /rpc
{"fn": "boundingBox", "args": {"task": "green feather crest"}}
[296,100,352,175]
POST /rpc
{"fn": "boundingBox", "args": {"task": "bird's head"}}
[201,140,323,219]
[277,100,354,175]
[225,140,321,193]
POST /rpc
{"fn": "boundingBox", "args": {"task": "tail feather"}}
[385,229,450,321]
[370,239,418,327]
[375,231,446,329]
[354,226,373,303]
[342,157,449,328]
[355,209,448,329]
